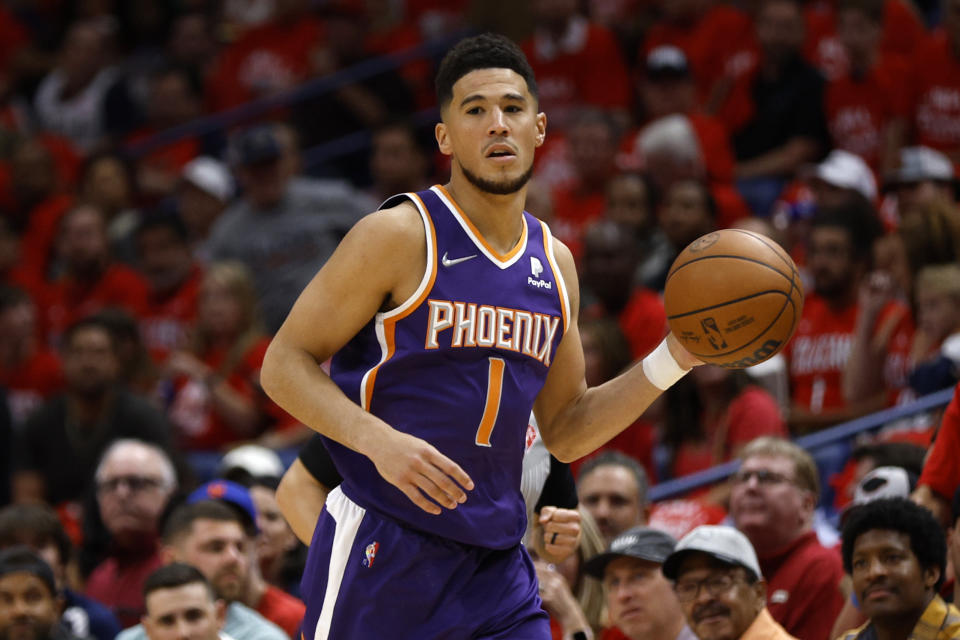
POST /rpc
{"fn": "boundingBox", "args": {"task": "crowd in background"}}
[2,0,960,639]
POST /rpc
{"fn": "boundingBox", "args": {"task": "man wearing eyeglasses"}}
[663,525,798,640]
[86,440,178,628]
[729,437,844,640]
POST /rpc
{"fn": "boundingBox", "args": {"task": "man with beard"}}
[85,441,177,629]
[116,501,286,640]
[837,498,960,640]
[663,525,797,640]
[0,547,90,640]
[730,438,844,640]
[12,317,170,506]
[781,199,902,433]
[260,33,701,639]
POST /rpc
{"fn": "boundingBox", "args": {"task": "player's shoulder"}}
[347,199,425,253]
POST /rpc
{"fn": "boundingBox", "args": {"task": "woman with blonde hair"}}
[533,505,608,639]
[164,261,295,450]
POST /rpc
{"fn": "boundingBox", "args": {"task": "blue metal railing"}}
[648,386,956,502]
[124,32,467,164]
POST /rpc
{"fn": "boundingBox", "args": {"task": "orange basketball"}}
[663,229,804,368]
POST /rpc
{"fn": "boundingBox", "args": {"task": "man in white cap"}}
[884,146,957,219]
[583,526,693,640]
[177,156,234,262]
[806,149,877,209]
[662,525,798,640]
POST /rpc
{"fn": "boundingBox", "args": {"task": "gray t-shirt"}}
[116,602,288,640]
[207,177,375,332]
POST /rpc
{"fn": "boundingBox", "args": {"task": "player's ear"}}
[535,112,547,147]
[436,122,452,156]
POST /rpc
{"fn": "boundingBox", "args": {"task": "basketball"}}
[663,229,804,368]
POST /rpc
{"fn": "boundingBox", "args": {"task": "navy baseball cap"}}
[236,126,282,166]
[187,480,258,534]
[583,526,677,579]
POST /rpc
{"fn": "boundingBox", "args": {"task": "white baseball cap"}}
[840,466,915,523]
[885,146,955,186]
[662,525,762,581]
[808,149,877,200]
[218,444,285,480]
[182,156,234,203]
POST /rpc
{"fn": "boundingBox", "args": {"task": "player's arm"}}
[261,204,473,515]
[534,241,699,462]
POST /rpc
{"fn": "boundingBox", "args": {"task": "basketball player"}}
[261,33,700,639]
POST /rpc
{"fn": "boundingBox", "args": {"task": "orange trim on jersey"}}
[475,357,505,446]
[540,220,569,332]
[435,184,527,263]
[362,192,439,411]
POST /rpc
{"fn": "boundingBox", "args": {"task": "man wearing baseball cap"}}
[662,525,798,640]
[584,526,694,640]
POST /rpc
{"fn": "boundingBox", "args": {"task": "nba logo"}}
[363,542,379,568]
[531,257,543,278]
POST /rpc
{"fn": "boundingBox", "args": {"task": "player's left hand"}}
[538,506,581,564]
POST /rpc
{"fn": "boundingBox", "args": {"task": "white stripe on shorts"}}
[314,487,366,640]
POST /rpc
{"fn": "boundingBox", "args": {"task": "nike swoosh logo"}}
[441,252,478,267]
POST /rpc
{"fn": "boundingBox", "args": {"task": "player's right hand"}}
[367,430,474,515]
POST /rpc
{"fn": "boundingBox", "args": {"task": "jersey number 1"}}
[475,357,505,447]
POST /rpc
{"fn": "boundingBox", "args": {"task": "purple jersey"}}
[325,185,569,549]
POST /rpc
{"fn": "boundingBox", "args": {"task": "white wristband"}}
[642,339,690,390]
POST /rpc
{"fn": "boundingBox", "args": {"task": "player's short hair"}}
[811,196,883,264]
[837,0,884,23]
[841,497,946,590]
[0,504,72,567]
[739,437,820,498]
[144,562,217,602]
[161,500,243,545]
[435,33,538,109]
[578,451,649,505]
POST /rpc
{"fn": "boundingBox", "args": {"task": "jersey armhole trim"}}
[540,220,570,332]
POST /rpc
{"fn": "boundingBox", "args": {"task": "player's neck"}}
[444,177,527,255]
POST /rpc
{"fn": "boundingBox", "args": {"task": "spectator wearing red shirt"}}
[164,262,294,451]
[521,0,631,132]
[136,214,202,363]
[642,0,754,106]
[909,2,960,171]
[581,220,666,361]
[720,0,831,217]
[549,111,623,258]
[824,0,910,174]
[126,65,210,203]
[85,440,177,629]
[0,287,62,428]
[730,437,845,640]
[662,367,786,479]
[785,200,908,433]
[914,382,960,526]
[41,203,150,348]
[206,0,325,112]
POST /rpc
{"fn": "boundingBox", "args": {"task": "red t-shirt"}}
[85,547,164,630]
[784,293,910,413]
[672,385,786,478]
[584,287,667,360]
[804,0,927,81]
[642,5,754,104]
[168,336,296,450]
[41,264,150,347]
[206,18,325,112]
[0,347,62,425]
[522,17,631,129]
[919,382,960,501]
[140,265,203,363]
[760,530,845,640]
[909,32,960,163]
[256,584,305,639]
[825,53,911,171]
[17,193,74,283]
